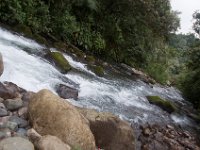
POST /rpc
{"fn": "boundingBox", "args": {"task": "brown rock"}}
[77,108,135,150]
[28,89,95,150]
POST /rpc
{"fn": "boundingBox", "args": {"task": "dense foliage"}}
[168,11,200,111]
[0,0,179,69]
[181,11,200,110]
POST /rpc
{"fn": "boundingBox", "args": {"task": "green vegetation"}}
[0,0,179,73]
[169,11,200,113]
[146,96,177,113]
[48,51,71,73]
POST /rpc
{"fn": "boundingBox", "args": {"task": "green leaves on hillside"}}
[0,0,180,72]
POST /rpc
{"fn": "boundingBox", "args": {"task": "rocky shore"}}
[0,52,199,150]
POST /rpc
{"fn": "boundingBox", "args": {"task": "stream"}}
[0,26,197,130]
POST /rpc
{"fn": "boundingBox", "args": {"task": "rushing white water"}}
[0,26,194,126]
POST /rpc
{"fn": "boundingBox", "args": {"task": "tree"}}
[193,11,200,38]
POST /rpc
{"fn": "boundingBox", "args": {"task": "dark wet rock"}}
[3,98,23,111]
[77,107,135,150]
[9,116,28,128]
[0,137,34,150]
[46,51,71,73]
[146,96,177,113]
[0,53,4,77]
[56,84,78,100]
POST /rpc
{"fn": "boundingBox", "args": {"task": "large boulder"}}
[46,51,71,73]
[56,84,78,100]
[28,89,96,150]
[0,53,4,77]
[77,108,135,150]
[0,137,34,150]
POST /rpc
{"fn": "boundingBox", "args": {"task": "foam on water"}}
[0,26,191,126]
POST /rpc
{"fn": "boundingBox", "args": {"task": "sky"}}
[171,0,199,34]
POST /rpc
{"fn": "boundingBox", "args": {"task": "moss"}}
[48,51,71,73]
[14,24,33,37]
[33,34,48,45]
[146,96,177,113]
[85,55,95,64]
[88,65,104,77]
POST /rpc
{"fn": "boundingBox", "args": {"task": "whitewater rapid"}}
[0,27,194,127]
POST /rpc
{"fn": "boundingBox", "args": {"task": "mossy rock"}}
[48,51,71,73]
[14,24,32,37]
[33,34,48,45]
[88,65,104,77]
[85,55,95,64]
[146,96,177,113]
